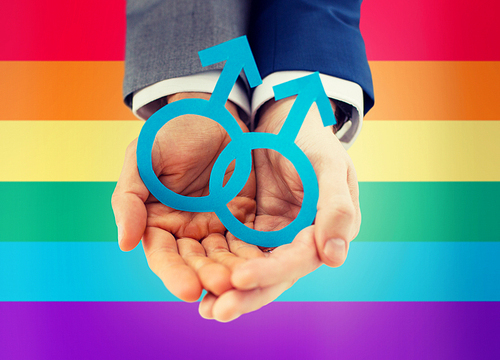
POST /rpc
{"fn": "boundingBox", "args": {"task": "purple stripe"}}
[0,302,498,359]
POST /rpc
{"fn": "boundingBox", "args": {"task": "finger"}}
[201,232,246,273]
[199,292,218,319]
[142,227,202,302]
[231,227,321,290]
[313,153,358,268]
[226,232,266,260]
[211,281,291,322]
[347,161,362,239]
[201,225,265,272]
[178,236,232,296]
[111,139,149,251]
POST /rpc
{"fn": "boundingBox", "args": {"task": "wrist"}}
[257,97,338,135]
[167,92,241,121]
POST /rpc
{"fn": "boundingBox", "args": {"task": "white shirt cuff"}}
[132,70,251,120]
[251,71,364,149]
[132,70,364,149]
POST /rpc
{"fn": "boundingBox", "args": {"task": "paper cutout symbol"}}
[136,36,336,248]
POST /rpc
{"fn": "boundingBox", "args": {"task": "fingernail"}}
[117,225,123,245]
[324,238,347,263]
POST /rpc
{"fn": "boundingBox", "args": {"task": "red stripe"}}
[361,0,500,60]
[0,0,125,60]
[1,0,499,60]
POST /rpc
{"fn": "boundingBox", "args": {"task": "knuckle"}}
[125,139,138,155]
[332,202,356,222]
[110,192,121,211]
[110,190,120,204]
[145,247,172,274]
[351,209,362,240]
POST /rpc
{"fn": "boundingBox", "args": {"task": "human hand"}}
[252,97,361,266]
[199,98,361,321]
[111,92,260,302]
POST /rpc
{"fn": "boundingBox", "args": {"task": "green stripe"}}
[1,182,499,242]
[360,182,500,242]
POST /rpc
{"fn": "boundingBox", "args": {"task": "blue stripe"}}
[0,242,498,301]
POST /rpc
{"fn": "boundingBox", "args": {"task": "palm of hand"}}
[146,116,255,241]
[137,109,261,303]
[251,103,312,236]
[197,146,322,322]
[197,99,362,322]
[252,147,303,235]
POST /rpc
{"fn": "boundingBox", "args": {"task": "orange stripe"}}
[1,61,499,120]
[0,61,134,120]
[367,61,500,120]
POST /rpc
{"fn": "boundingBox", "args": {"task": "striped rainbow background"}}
[1,0,499,358]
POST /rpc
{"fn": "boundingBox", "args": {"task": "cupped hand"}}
[199,97,361,321]
[111,92,260,302]
[252,97,361,267]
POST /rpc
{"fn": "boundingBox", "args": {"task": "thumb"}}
[293,102,360,267]
[111,139,149,251]
[313,154,360,267]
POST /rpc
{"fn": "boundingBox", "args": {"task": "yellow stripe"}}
[1,61,500,120]
[0,121,498,182]
[0,121,142,182]
[350,121,500,181]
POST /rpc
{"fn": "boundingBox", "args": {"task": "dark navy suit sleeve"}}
[248,0,374,115]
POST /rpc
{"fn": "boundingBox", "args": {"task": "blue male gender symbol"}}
[136,36,336,248]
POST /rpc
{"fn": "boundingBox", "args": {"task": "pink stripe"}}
[1,0,499,60]
[0,302,498,359]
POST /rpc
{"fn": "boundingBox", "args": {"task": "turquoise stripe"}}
[1,182,499,242]
[0,242,498,301]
